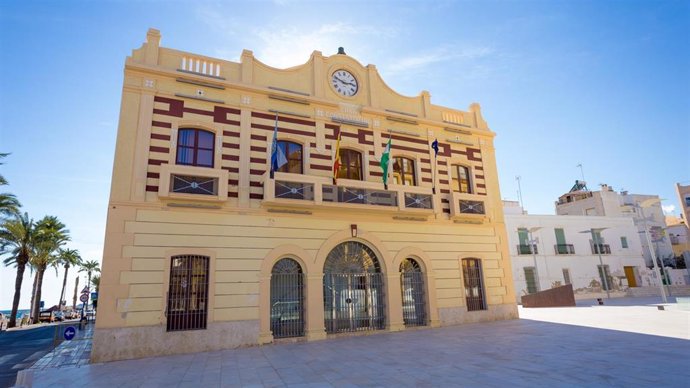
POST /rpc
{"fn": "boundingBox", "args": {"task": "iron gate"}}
[400,258,427,327]
[323,241,386,334]
[323,273,385,333]
[270,258,305,338]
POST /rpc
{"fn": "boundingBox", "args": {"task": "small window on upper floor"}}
[393,157,416,186]
[337,149,362,181]
[276,141,303,174]
[620,236,628,248]
[685,196,690,207]
[176,128,215,168]
[451,165,472,193]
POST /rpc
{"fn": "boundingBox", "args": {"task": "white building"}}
[555,183,673,267]
[504,201,648,301]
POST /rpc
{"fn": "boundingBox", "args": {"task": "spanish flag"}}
[332,131,342,184]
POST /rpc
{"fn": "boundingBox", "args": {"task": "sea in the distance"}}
[1,309,30,320]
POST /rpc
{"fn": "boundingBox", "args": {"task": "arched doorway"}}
[270,258,305,338]
[400,258,427,327]
[323,241,385,333]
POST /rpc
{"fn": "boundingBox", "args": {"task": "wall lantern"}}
[351,224,358,238]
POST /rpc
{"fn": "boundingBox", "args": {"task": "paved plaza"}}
[15,297,690,387]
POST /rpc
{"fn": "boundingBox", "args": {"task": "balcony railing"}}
[322,185,397,207]
[591,244,611,255]
[517,244,538,255]
[554,244,575,255]
[448,191,487,221]
[263,172,438,215]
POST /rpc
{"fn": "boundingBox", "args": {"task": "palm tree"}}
[79,260,101,312]
[90,274,100,293]
[0,213,36,328]
[55,248,81,309]
[0,153,20,218]
[80,260,101,292]
[29,216,69,323]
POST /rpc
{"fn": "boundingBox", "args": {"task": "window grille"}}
[270,258,305,338]
[462,258,486,311]
[166,255,209,332]
[400,258,427,327]
[404,193,433,209]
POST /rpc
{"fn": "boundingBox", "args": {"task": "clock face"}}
[331,69,358,97]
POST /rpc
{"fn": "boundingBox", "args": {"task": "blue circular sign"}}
[64,326,76,340]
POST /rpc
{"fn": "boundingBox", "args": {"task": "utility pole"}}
[516,176,525,214]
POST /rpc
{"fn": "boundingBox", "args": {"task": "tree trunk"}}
[59,265,69,308]
[30,273,38,321]
[72,277,79,310]
[8,260,27,328]
[32,267,46,324]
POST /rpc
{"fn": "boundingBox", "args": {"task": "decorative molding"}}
[167,202,222,209]
[176,68,226,80]
[267,208,313,215]
[268,94,310,105]
[174,93,224,104]
[386,116,418,125]
[268,86,310,96]
[241,96,252,105]
[175,77,225,90]
[385,109,418,118]
[444,127,472,135]
[144,79,155,88]
[388,128,420,137]
[268,109,311,119]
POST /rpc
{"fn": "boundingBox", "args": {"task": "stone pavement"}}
[14,297,690,387]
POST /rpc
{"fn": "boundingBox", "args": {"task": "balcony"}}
[591,244,611,255]
[262,172,438,216]
[158,164,229,202]
[449,191,488,223]
[554,244,575,255]
[517,244,538,255]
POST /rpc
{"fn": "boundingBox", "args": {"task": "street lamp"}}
[527,227,542,292]
[637,198,668,303]
[580,228,610,299]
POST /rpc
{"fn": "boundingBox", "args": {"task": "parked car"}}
[64,310,78,319]
[54,311,64,321]
[38,310,55,323]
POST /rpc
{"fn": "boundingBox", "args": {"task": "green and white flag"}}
[380,138,392,187]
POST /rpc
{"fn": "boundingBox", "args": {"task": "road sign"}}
[80,294,89,303]
[91,292,98,300]
[81,286,90,294]
[64,326,76,340]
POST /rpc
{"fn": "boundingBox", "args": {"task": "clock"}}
[331,69,358,97]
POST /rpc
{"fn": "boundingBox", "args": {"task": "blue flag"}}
[270,115,287,177]
[431,139,439,156]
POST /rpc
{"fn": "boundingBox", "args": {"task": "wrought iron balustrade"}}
[171,175,218,196]
[458,200,485,214]
[517,244,538,255]
[274,181,315,201]
[322,185,398,207]
[403,192,433,210]
[554,244,575,255]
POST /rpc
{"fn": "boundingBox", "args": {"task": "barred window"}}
[462,258,486,311]
[166,255,209,331]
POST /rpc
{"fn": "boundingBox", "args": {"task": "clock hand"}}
[335,76,355,87]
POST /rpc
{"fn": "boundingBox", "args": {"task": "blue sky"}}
[1,0,688,309]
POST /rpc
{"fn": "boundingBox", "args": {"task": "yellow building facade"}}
[93,29,518,362]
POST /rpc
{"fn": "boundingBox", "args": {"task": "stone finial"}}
[337,47,346,55]
[147,28,161,44]
[145,28,161,65]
